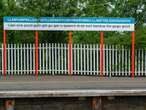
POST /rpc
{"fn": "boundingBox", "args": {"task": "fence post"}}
[68,32,72,75]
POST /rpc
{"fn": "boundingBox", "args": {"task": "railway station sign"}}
[4,16,135,31]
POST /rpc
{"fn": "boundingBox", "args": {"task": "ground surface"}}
[1,97,146,110]
[0,75,146,98]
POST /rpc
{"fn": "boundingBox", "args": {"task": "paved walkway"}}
[0,75,146,97]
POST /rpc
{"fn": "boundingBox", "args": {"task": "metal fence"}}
[0,43,146,76]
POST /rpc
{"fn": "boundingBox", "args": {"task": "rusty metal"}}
[92,97,102,110]
[5,99,15,110]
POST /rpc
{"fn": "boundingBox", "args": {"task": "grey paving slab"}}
[0,75,146,97]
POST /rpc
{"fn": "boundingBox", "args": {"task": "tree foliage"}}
[0,0,146,48]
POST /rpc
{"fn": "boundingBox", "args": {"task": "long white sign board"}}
[4,17,135,31]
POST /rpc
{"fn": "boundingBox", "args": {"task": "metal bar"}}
[33,44,35,75]
[118,46,121,76]
[93,44,96,75]
[87,44,89,75]
[17,44,19,75]
[11,44,14,75]
[122,46,124,76]
[84,44,86,75]
[128,49,131,76]
[55,43,57,74]
[48,43,51,74]
[77,44,80,75]
[106,45,108,76]
[20,44,23,75]
[138,49,140,76]
[58,43,60,74]
[32,44,36,75]
[135,50,137,76]
[74,44,77,75]
[30,44,32,74]
[68,32,72,75]
[14,44,16,75]
[52,43,54,75]
[26,44,29,75]
[2,44,3,75]
[109,45,111,77]
[112,45,114,76]
[90,44,92,75]
[42,43,45,74]
[115,45,118,76]
[125,48,127,76]
[100,32,104,77]
[24,44,26,75]
[7,44,10,75]
[64,44,67,74]
[35,31,39,79]
[46,43,48,74]
[3,30,7,79]
[61,43,63,74]
[97,44,99,75]
[39,43,42,75]
[103,44,106,76]
[142,49,144,76]
[81,44,83,75]
[131,32,135,78]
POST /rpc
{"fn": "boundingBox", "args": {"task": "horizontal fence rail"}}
[0,43,146,77]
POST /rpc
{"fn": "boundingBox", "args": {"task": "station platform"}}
[0,75,146,98]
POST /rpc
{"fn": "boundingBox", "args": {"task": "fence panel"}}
[0,43,144,77]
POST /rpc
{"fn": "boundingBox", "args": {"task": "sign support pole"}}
[100,32,104,77]
[131,32,135,78]
[68,32,72,75]
[3,30,7,80]
[35,31,39,80]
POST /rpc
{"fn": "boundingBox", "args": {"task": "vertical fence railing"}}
[0,43,145,77]
[5,44,35,75]
[72,44,100,76]
[38,43,68,75]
